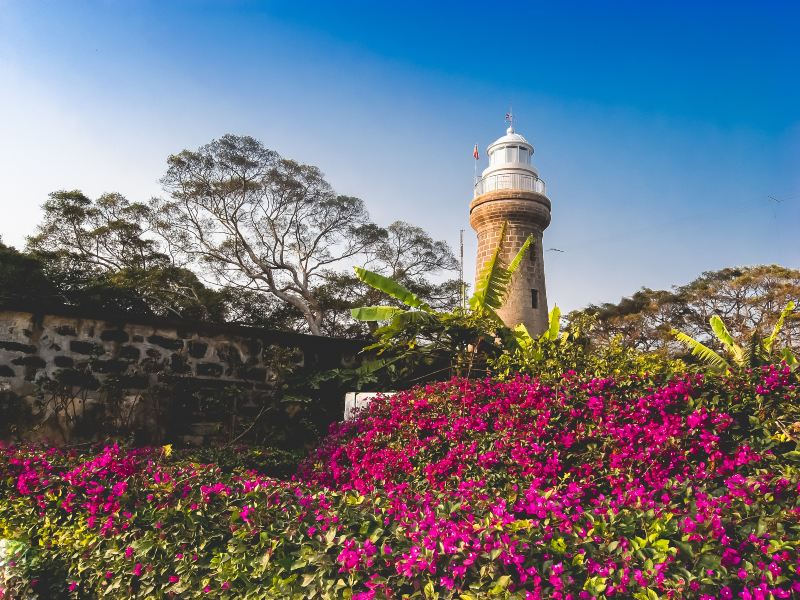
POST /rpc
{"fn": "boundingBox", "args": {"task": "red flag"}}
[473,144,479,160]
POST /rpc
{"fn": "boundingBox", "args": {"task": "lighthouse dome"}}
[487,126,531,150]
[482,125,538,179]
[474,123,546,198]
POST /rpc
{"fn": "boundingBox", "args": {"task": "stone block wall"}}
[0,303,365,444]
[469,190,552,335]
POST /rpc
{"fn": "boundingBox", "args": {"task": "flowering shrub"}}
[1,366,800,598]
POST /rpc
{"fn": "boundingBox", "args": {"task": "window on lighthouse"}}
[531,289,539,309]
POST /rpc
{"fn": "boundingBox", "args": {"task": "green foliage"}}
[0,240,60,304]
[15,149,459,336]
[493,311,683,381]
[2,367,800,598]
[355,302,509,384]
[672,300,797,373]
[573,264,800,357]
[349,222,536,384]
[353,267,431,312]
[469,221,532,322]
[349,305,407,321]
[672,329,730,371]
[350,224,682,386]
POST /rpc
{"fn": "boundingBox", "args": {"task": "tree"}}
[0,239,59,303]
[152,134,457,335]
[572,265,800,358]
[21,136,459,335]
[316,221,461,337]
[672,301,797,372]
[26,190,227,320]
[28,190,162,272]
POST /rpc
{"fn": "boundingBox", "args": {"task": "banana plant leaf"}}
[543,305,561,341]
[763,300,796,353]
[709,315,745,365]
[353,267,430,311]
[374,310,435,339]
[351,306,408,322]
[672,328,730,371]
[513,323,534,351]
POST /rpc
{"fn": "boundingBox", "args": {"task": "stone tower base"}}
[469,190,551,335]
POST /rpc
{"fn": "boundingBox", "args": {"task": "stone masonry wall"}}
[0,303,365,444]
[469,190,552,335]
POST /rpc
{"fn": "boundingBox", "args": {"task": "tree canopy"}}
[17,135,459,335]
[571,264,800,357]
[26,190,228,320]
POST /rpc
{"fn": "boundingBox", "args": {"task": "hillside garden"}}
[2,223,800,599]
[2,365,799,598]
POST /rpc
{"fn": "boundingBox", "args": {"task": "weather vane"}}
[505,107,514,130]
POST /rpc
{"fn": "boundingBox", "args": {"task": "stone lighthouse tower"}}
[470,120,551,334]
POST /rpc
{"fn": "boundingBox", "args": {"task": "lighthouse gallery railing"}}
[473,173,546,198]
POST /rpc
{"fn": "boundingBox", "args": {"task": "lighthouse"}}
[470,119,552,335]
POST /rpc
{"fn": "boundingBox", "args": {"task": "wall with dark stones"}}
[0,302,365,445]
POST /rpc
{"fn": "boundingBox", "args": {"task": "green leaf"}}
[470,221,510,314]
[672,329,730,371]
[469,221,532,319]
[550,537,567,553]
[513,323,534,351]
[353,267,430,311]
[489,575,511,594]
[424,580,438,599]
[674,540,694,558]
[350,306,407,321]
[780,346,798,365]
[542,305,561,341]
[709,315,746,365]
[709,315,735,350]
[374,310,435,339]
[506,234,533,277]
[764,300,795,353]
[325,528,336,544]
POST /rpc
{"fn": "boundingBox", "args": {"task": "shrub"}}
[1,366,799,598]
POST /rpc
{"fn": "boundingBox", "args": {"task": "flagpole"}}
[459,229,465,310]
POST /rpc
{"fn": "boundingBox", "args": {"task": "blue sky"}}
[1,0,798,311]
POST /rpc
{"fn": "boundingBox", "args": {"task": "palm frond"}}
[469,222,533,317]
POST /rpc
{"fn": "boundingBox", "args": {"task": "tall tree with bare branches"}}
[153,135,395,334]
